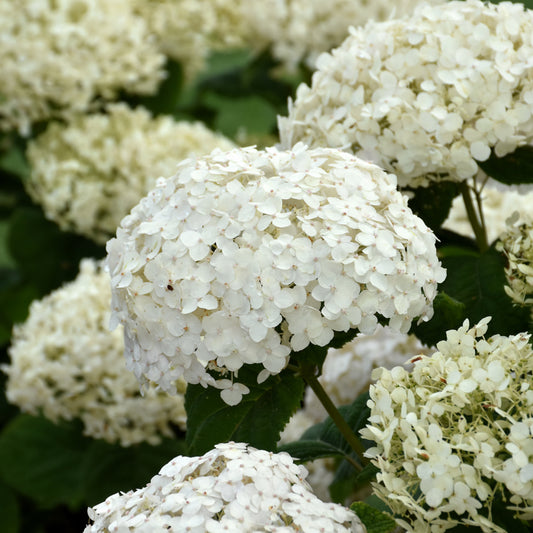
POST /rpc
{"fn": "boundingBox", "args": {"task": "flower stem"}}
[298,362,368,470]
[460,181,488,253]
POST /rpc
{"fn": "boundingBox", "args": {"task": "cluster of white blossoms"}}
[497,215,533,307]
[243,0,442,71]
[133,0,249,80]
[443,178,533,244]
[107,144,445,403]
[26,104,234,244]
[0,0,164,135]
[361,318,533,532]
[305,325,431,422]
[279,0,533,187]
[84,442,365,532]
[3,259,186,447]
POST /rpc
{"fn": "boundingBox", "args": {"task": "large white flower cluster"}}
[107,144,445,403]
[133,0,249,80]
[84,442,365,532]
[305,326,431,422]
[3,259,186,447]
[443,180,533,244]
[0,0,164,135]
[361,319,533,532]
[243,0,442,71]
[279,0,533,187]
[26,104,234,244]
[497,216,533,307]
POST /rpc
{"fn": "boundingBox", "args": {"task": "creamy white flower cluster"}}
[133,0,249,80]
[84,442,366,532]
[243,0,442,71]
[279,0,533,187]
[362,319,533,532]
[26,104,234,244]
[0,0,164,135]
[444,179,533,244]
[3,259,186,447]
[107,144,445,403]
[497,216,533,307]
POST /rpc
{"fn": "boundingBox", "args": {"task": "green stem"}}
[298,363,368,471]
[460,181,488,253]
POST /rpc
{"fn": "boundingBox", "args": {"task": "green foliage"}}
[0,479,20,533]
[350,501,397,533]
[479,145,533,186]
[185,365,304,455]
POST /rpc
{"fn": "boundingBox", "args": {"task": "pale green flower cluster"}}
[362,318,533,532]
[497,216,533,307]
[279,0,533,187]
[3,259,187,447]
[26,103,234,244]
[0,0,164,135]
[84,442,366,532]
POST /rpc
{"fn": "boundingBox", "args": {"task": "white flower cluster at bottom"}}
[84,442,366,533]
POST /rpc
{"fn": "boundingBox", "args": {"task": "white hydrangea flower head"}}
[26,104,235,244]
[133,0,249,80]
[3,259,186,447]
[0,0,164,135]
[361,318,533,532]
[243,0,443,72]
[279,0,533,187]
[107,144,445,403]
[497,215,533,307]
[443,177,533,244]
[84,442,366,532]
[305,325,432,423]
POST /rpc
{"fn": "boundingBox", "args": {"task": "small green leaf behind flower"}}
[350,501,397,533]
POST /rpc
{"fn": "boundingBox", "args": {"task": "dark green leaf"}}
[410,291,466,347]
[406,181,459,232]
[82,438,187,506]
[0,479,19,533]
[350,501,396,533]
[185,365,304,455]
[479,145,533,186]
[0,145,30,181]
[278,440,346,462]
[439,246,530,336]
[0,415,90,508]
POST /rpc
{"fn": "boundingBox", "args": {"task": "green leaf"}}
[439,245,530,336]
[0,415,90,508]
[0,220,15,268]
[199,49,254,82]
[410,291,466,347]
[0,479,19,533]
[82,438,187,506]
[350,501,397,533]
[479,145,533,186]
[185,365,304,455]
[0,144,30,181]
[278,440,346,462]
[406,181,459,232]
[202,93,277,137]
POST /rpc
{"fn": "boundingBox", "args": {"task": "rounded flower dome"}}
[84,442,366,532]
[107,144,445,403]
[279,0,533,187]
[3,259,186,446]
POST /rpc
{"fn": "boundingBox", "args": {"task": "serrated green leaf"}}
[439,246,530,336]
[350,501,396,533]
[185,365,304,455]
[410,291,466,347]
[479,145,533,186]
[0,415,90,508]
[82,438,187,506]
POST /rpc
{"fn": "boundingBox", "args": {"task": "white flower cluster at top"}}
[243,0,443,72]
[361,318,533,533]
[26,104,234,244]
[497,216,533,307]
[84,442,366,532]
[279,0,533,188]
[0,0,164,135]
[3,259,186,447]
[443,179,533,244]
[132,0,249,80]
[107,144,445,404]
